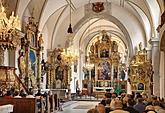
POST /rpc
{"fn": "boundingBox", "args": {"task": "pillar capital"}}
[149,38,159,47]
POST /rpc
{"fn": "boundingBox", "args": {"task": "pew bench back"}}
[0,98,37,113]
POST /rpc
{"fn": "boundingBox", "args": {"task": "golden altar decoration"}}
[128,46,153,95]
[47,48,73,89]
[17,16,43,89]
[0,4,27,91]
[88,30,126,95]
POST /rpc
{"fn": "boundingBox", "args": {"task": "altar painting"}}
[55,66,64,81]
[98,61,110,80]
[29,50,36,76]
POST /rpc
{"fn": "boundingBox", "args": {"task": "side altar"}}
[128,46,154,96]
[46,48,73,100]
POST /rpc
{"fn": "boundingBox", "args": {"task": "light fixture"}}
[0,1,21,49]
[61,47,78,65]
[66,0,73,45]
[62,0,78,65]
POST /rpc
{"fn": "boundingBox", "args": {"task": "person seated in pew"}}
[26,91,35,98]
[19,89,27,97]
[35,89,42,96]
[95,103,105,113]
[4,90,13,99]
[14,90,22,98]
[87,108,99,113]
[105,98,113,113]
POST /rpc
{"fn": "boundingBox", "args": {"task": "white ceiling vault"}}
[15,0,164,57]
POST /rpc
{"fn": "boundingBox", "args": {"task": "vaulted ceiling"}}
[4,0,164,57]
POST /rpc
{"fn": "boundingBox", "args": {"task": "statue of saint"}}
[101,30,109,42]
[38,33,44,48]
[90,44,94,54]
[139,42,142,51]
[95,36,100,55]
[18,50,26,79]
[112,41,118,52]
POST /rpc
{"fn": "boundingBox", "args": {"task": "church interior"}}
[0,0,165,113]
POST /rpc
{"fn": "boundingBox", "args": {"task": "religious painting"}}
[55,66,64,81]
[100,49,109,58]
[98,61,110,80]
[29,49,36,76]
[138,83,144,90]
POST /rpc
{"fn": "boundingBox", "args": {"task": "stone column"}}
[145,47,152,61]
[0,49,4,66]
[150,38,160,96]
[160,51,165,98]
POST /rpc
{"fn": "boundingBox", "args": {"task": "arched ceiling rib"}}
[16,0,162,57]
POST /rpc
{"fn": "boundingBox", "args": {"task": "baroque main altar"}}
[87,30,127,96]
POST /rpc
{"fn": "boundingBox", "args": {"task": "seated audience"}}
[134,98,146,113]
[4,90,13,99]
[153,101,165,113]
[87,108,99,113]
[143,105,157,113]
[26,91,35,98]
[14,90,22,98]
[96,103,105,113]
[35,89,42,96]
[105,98,113,113]
[110,92,118,110]
[124,98,139,113]
[110,99,129,113]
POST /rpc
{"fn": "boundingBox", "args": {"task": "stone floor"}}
[56,100,99,113]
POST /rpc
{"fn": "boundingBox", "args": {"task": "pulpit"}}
[0,66,26,91]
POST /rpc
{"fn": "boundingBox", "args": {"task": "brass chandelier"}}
[62,0,78,65]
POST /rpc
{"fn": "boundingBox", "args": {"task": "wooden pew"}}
[50,94,55,112]
[0,98,38,113]
[46,95,50,113]
[54,94,58,111]
[44,94,58,112]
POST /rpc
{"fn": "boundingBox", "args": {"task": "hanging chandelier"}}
[62,0,78,65]
[66,0,73,45]
[0,3,21,49]
[61,46,78,65]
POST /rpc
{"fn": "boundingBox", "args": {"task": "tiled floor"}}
[56,101,99,113]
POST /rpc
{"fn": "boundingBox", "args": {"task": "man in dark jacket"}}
[124,98,139,113]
